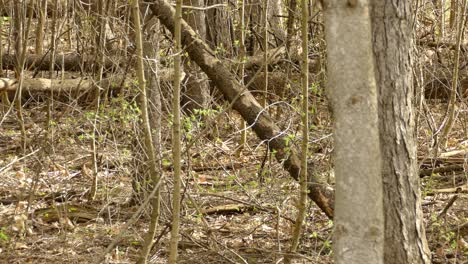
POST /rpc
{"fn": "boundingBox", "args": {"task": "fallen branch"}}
[427,184,468,195]
[200,204,255,215]
[419,164,466,177]
[437,195,458,219]
[1,77,117,93]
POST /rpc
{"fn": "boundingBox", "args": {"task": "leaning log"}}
[151,0,335,218]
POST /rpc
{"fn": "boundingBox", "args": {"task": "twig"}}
[170,3,226,11]
[0,148,41,174]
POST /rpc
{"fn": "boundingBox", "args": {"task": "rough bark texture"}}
[324,0,384,263]
[205,0,233,54]
[370,1,432,263]
[150,0,335,218]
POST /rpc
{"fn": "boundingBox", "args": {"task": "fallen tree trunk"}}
[0,77,118,93]
[150,0,335,218]
[2,50,317,75]
[228,46,320,73]
[1,53,118,72]
[0,69,183,94]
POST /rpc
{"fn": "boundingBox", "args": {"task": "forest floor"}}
[0,97,466,264]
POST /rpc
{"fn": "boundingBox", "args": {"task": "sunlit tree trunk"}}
[168,0,183,262]
[13,0,27,151]
[132,1,162,263]
[268,0,285,44]
[286,0,309,262]
[324,0,384,262]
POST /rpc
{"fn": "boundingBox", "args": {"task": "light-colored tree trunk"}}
[132,0,162,263]
[324,0,384,263]
[89,0,106,201]
[0,5,9,112]
[439,0,467,146]
[287,0,309,261]
[237,0,247,155]
[168,0,183,262]
[261,0,268,108]
[268,0,285,44]
[13,1,27,151]
[370,0,432,263]
[440,0,446,38]
[46,0,58,141]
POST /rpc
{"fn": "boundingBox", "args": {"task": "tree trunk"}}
[323,0,384,263]
[370,0,432,263]
[168,0,183,261]
[205,0,234,55]
[181,0,210,113]
[150,0,335,219]
[268,0,285,45]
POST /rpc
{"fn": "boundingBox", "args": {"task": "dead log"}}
[228,46,320,73]
[150,0,335,219]
[419,164,465,177]
[1,49,316,75]
[0,77,122,101]
[0,69,183,97]
[0,78,17,90]
[1,77,117,93]
[1,53,119,72]
[200,204,255,215]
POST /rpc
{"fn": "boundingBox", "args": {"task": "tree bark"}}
[324,0,384,263]
[181,0,210,113]
[370,0,432,263]
[150,0,335,219]
[205,0,233,55]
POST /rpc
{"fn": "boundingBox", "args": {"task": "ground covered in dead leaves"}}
[0,99,466,264]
